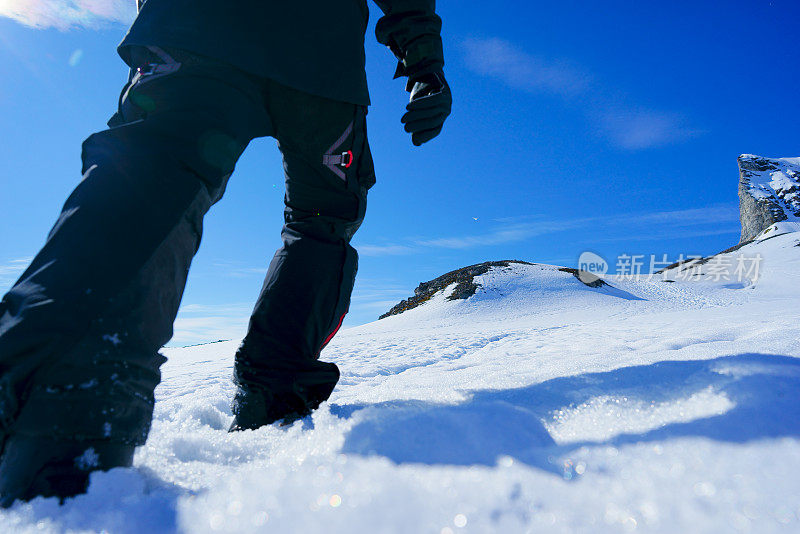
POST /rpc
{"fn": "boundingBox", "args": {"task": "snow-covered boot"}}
[0,435,134,508]
[228,385,308,431]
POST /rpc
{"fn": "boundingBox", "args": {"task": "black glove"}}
[401,71,452,146]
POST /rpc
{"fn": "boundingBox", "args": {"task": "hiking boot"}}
[228,385,309,431]
[0,434,135,508]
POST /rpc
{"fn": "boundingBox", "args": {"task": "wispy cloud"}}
[620,204,738,227]
[212,261,267,278]
[356,204,739,256]
[0,0,135,30]
[170,303,253,347]
[0,257,32,289]
[598,107,700,150]
[462,37,590,96]
[346,278,419,324]
[590,226,740,244]
[415,220,582,249]
[462,37,700,150]
[358,244,418,257]
[350,283,411,312]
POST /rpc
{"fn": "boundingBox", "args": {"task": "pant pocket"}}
[113,46,187,124]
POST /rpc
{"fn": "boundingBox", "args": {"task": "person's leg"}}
[0,46,271,504]
[230,82,375,430]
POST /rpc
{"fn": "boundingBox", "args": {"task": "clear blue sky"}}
[1,1,798,345]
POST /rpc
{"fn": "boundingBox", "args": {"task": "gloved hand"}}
[401,71,452,146]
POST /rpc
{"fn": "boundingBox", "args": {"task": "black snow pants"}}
[0,46,374,445]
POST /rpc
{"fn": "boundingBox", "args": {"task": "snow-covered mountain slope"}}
[2,234,800,533]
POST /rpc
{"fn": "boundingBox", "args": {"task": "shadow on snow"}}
[332,353,800,476]
[9,353,799,527]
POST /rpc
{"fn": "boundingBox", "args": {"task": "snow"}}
[740,155,800,218]
[755,221,800,241]
[2,233,800,533]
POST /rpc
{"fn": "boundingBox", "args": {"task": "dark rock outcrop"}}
[379,260,532,319]
[557,267,607,288]
[738,154,800,242]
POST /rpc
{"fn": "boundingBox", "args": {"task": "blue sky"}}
[1,1,798,345]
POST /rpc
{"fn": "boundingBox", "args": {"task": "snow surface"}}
[740,155,800,218]
[2,233,800,533]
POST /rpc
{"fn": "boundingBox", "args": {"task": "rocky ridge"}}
[379,261,530,319]
[738,154,800,242]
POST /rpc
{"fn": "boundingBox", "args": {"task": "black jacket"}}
[119,0,444,105]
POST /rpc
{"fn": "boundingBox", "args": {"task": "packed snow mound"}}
[754,220,800,241]
[380,260,532,319]
[738,154,800,242]
[380,260,638,321]
[659,222,800,294]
